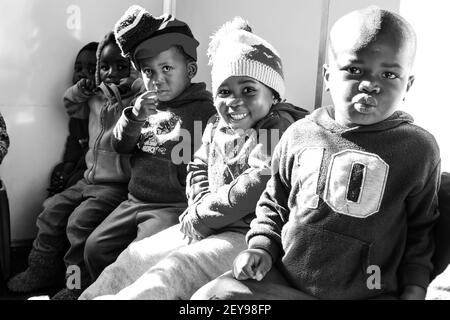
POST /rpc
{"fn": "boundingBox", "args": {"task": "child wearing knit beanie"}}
[80,4,216,295]
[79,16,307,300]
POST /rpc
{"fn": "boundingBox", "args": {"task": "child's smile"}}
[216,76,274,131]
[227,111,248,122]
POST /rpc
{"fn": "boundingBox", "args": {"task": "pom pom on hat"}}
[114,5,199,70]
[208,17,285,99]
[207,17,252,65]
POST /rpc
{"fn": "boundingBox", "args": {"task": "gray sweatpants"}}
[79,224,247,300]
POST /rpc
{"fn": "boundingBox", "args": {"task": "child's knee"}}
[191,276,232,300]
[84,232,101,262]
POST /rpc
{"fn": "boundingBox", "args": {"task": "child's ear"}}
[187,62,198,79]
[406,75,415,92]
[403,75,415,101]
[323,64,330,92]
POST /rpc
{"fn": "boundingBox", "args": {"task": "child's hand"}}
[179,215,203,243]
[117,77,135,95]
[130,91,158,121]
[232,248,272,281]
[76,78,96,96]
[400,285,426,300]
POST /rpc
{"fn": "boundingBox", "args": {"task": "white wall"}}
[399,0,450,172]
[0,0,164,243]
[176,0,324,112]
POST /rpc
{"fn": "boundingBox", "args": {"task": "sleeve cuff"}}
[400,263,432,290]
[122,107,146,135]
[188,203,215,238]
[247,235,280,263]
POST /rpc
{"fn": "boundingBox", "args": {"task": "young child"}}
[7,31,142,299]
[79,16,308,300]
[47,42,98,197]
[81,5,216,285]
[193,6,441,300]
[0,111,9,164]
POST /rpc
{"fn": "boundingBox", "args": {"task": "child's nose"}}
[109,66,118,76]
[227,98,243,108]
[151,72,164,84]
[358,80,380,94]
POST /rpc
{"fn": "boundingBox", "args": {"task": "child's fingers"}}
[85,79,93,87]
[138,93,158,112]
[254,265,270,281]
[255,270,264,281]
[232,264,251,280]
[232,253,257,280]
[142,103,158,115]
[141,90,159,101]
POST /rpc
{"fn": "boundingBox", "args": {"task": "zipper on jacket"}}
[87,101,107,182]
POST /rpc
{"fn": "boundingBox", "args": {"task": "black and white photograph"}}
[0,0,449,313]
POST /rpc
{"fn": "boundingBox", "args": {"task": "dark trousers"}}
[84,193,185,282]
[33,178,128,287]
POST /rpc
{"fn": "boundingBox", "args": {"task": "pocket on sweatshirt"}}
[280,222,372,299]
[89,150,130,183]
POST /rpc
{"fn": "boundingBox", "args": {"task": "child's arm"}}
[178,119,214,240]
[48,118,88,195]
[400,161,441,299]
[243,135,292,271]
[400,285,426,300]
[181,117,293,239]
[112,90,158,154]
[62,118,88,164]
[63,79,96,119]
[0,112,9,164]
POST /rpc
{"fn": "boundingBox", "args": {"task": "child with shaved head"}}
[192,6,441,300]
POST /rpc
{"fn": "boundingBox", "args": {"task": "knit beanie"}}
[207,17,285,99]
[114,5,199,70]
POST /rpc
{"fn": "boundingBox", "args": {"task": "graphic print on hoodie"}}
[138,112,183,155]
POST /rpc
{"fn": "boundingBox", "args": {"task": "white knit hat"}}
[208,17,285,99]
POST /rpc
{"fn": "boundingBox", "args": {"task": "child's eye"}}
[117,65,128,71]
[100,65,109,71]
[162,65,173,72]
[88,68,95,75]
[346,67,362,75]
[217,89,230,97]
[142,68,152,77]
[383,72,398,79]
[243,87,256,95]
